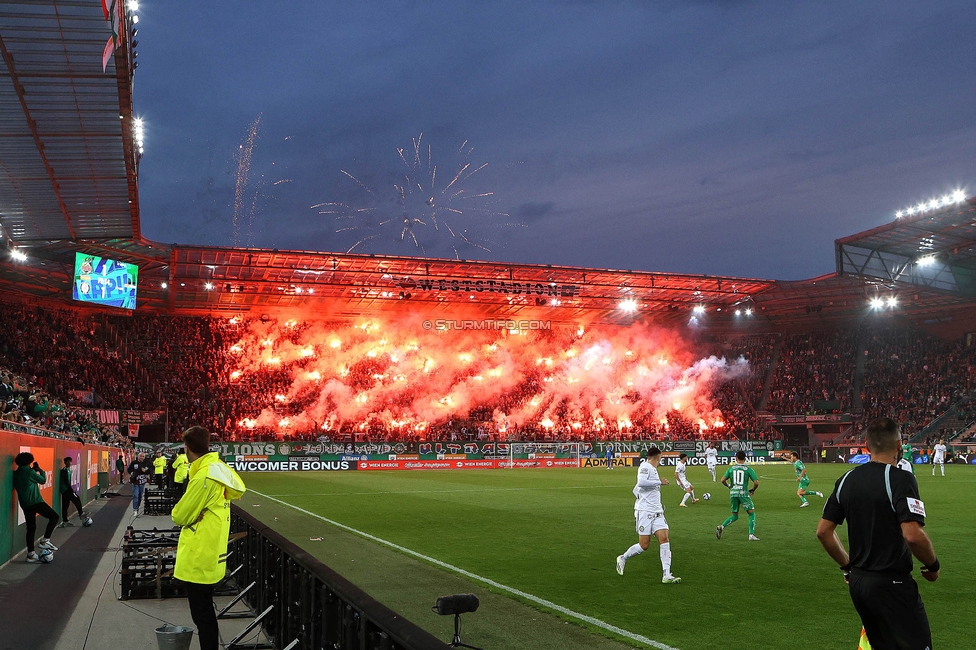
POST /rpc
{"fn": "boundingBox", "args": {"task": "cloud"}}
[513,201,556,223]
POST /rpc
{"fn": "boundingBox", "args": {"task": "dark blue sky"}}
[135,1,976,280]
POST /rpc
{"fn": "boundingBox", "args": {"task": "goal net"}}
[506,442,581,469]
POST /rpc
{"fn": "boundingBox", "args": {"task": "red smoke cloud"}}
[228,315,749,437]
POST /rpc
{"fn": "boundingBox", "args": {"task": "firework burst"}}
[317,134,511,259]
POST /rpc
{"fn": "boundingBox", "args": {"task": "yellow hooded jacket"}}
[153,455,167,475]
[172,452,246,584]
[172,453,189,484]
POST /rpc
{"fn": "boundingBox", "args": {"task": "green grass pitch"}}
[238,463,975,650]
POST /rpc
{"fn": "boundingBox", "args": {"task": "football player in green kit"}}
[716,451,760,541]
[787,450,823,507]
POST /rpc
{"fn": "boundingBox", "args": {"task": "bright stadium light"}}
[161,282,168,289]
[895,189,967,218]
[735,309,742,316]
[127,0,139,11]
[692,305,706,315]
[745,308,752,316]
[618,298,638,313]
[10,249,27,262]
[133,117,144,154]
[886,296,898,308]
[869,297,884,310]
[204,282,213,291]
[917,255,937,267]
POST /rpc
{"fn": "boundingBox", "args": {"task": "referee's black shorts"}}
[849,570,932,650]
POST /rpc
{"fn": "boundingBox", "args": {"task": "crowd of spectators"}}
[764,330,858,414]
[0,303,154,410]
[859,328,976,435]
[0,366,127,446]
[4,300,976,446]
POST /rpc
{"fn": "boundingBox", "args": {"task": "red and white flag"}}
[101,0,123,72]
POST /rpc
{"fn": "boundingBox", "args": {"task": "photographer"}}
[12,452,59,563]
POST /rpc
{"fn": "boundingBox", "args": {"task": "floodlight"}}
[886,296,897,308]
[735,309,742,316]
[10,249,27,262]
[161,282,168,289]
[917,255,937,266]
[745,308,752,316]
[693,305,706,315]
[127,0,139,11]
[952,189,965,203]
[869,297,884,309]
[204,282,213,290]
[618,298,638,313]
[895,210,903,219]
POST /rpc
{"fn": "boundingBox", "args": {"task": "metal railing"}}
[229,505,451,650]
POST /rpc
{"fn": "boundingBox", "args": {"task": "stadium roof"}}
[0,0,140,243]
[836,196,976,295]
[0,2,972,331]
[3,240,975,330]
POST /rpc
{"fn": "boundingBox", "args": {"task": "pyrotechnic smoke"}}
[226,316,750,437]
[232,114,262,248]
[316,134,512,259]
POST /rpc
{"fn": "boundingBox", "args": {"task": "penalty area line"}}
[249,489,680,650]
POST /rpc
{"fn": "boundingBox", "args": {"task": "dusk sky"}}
[135,1,976,281]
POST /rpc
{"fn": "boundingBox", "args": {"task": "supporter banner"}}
[217,440,584,460]
[591,440,782,456]
[769,414,852,424]
[2,421,64,438]
[69,390,95,405]
[71,409,165,425]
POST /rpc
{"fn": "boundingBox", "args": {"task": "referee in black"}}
[817,417,939,650]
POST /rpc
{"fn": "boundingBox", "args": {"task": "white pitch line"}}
[264,484,621,498]
[249,489,680,650]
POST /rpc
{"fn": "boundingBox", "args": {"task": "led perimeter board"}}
[72,252,138,310]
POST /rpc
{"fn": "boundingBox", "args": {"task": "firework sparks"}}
[320,134,510,258]
[232,114,262,248]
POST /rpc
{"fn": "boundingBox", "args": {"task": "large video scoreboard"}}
[72,252,139,310]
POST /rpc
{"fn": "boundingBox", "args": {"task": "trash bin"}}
[155,625,194,650]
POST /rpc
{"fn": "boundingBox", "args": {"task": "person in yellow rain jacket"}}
[152,451,168,488]
[172,448,189,495]
[172,427,245,650]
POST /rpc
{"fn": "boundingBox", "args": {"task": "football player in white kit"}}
[675,453,699,507]
[705,442,718,481]
[932,439,947,476]
[615,447,681,584]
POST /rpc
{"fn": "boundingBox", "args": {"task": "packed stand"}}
[765,330,858,414]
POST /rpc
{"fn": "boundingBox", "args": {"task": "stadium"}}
[1,3,974,650]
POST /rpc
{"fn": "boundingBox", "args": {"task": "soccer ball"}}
[39,550,54,564]
[702,493,711,500]
[83,516,94,527]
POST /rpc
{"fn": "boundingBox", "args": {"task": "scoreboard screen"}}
[72,252,139,310]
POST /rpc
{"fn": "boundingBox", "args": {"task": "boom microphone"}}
[433,594,480,616]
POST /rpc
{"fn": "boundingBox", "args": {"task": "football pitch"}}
[239,463,975,650]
